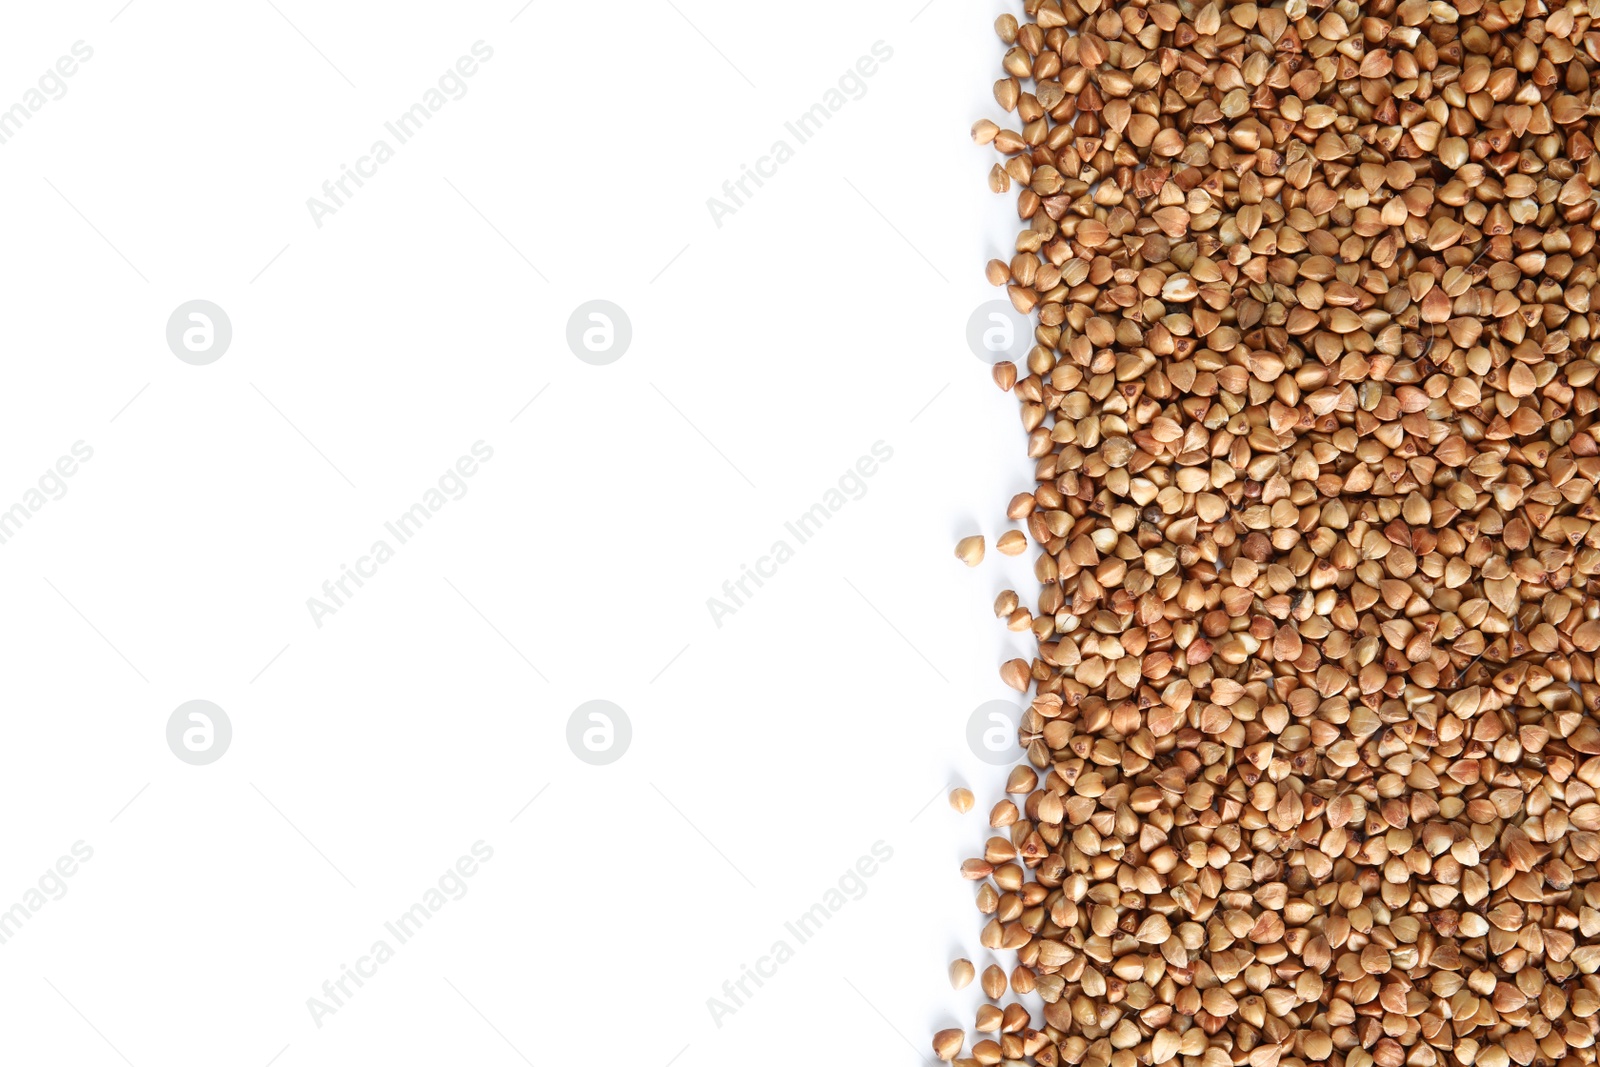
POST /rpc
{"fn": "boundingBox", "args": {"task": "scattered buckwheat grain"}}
[951,957,978,989]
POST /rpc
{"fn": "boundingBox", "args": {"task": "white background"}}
[0,2,1044,1064]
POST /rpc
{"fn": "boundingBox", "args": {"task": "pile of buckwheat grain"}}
[941,0,1600,1066]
